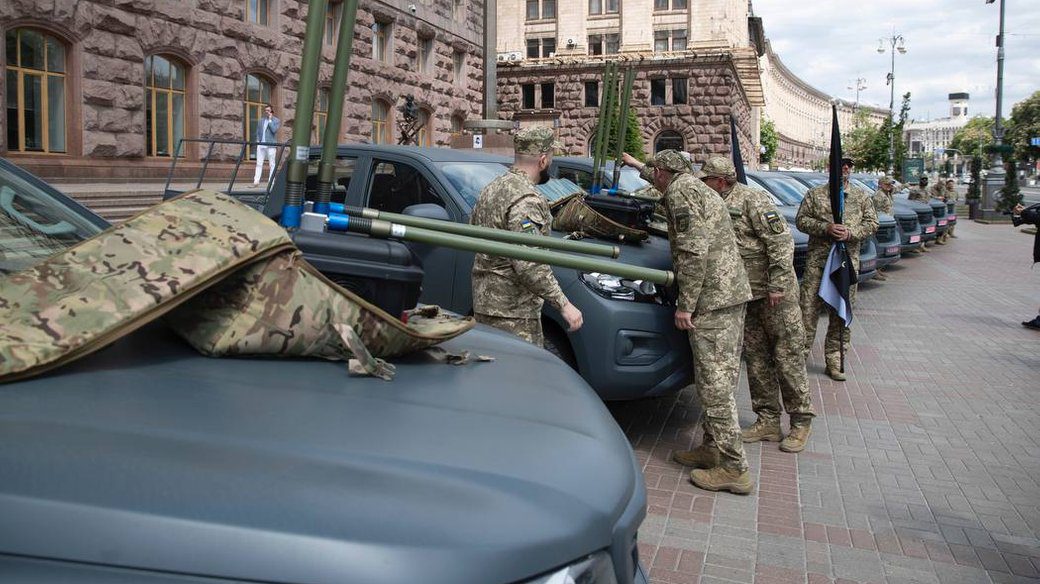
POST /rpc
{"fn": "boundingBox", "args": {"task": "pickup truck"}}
[0,157,649,584]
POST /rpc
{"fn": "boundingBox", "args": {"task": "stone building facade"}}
[904,93,971,162]
[493,0,765,165]
[1,0,486,180]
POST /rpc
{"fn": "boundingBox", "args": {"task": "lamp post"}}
[982,0,1008,220]
[848,77,867,110]
[878,34,907,176]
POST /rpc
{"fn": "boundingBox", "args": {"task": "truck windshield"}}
[754,175,808,205]
[439,162,510,207]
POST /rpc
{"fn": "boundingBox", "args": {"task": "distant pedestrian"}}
[945,178,959,239]
[253,104,280,187]
[1012,202,1040,330]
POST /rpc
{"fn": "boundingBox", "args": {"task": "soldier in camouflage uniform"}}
[796,157,878,381]
[650,150,754,494]
[945,179,958,238]
[930,179,951,245]
[470,126,584,347]
[871,176,896,279]
[908,176,930,203]
[699,157,815,453]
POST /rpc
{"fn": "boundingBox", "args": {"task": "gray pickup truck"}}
[0,157,649,584]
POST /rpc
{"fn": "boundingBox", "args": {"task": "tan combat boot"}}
[672,445,720,469]
[741,417,783,443]
[689,466,754,495]
[825,358,847,381]
[780,425,812,453]
[874,269,888,281]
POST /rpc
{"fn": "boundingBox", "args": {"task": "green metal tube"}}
[370,219,673,286]
[316,0,359,210]
[590,62,615,191]
[612,67,635,187]
[345,206,620,258]
[594,63,619,192]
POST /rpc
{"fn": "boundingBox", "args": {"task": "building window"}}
[650,79,666,106]
[417,35,433,73]
[450,115,464,136]
[654,130,684,153]
[452,50,464,85]
[371,99,391,144]
[522,84,535,109]
[541,83,555,109]
[589,0,618,14]
[247,0,269,25]
[526,37,555,59]
[145,55,186,157]
[672,78,687,105]
[244,73,274,150]
[585,81,599,107]
[373,21,391,62]
[588,33,620,55]
[416,108,432,146]
[526,0,555,20]
[654,29,686,52]
[5,28,67,153]
[672,30,687,51]
[653,0,686,10]
[314,87,329,142]
[453,0,465,20]
[325,1,341,45]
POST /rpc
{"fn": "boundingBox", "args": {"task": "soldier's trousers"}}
[688,303,749,473]
[744,296,815,427]
[474,314,543,347]
[800,270,858,367]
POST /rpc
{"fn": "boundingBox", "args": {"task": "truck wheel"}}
[543,323,578,371]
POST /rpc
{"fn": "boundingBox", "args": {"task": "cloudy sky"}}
[753,0,1040,124]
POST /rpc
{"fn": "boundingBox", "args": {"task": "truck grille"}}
[876,225,896,242]
[898,217,918,232]
[916,210,933,225]
[932,206,945,219]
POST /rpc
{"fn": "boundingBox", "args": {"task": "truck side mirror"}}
[402,203,450,221]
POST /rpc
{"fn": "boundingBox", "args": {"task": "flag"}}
[817,104,857,372]
[730,115,748,185]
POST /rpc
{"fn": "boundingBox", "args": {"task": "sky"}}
[753,0,1040,124]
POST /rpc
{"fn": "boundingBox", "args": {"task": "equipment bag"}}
[551,194,648,243]
[584,193,654,229]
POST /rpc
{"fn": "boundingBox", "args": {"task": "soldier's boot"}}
[741,417,783,443]
[920,244,931,252]
[780,425,812,453]
[689,466,754,495]
[873,269,888,281]
[935,235,947,245]
[672,445,721,469]
[825,357,847,382]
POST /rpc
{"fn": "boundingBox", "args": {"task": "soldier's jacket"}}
[945,185,960,204]
[796,182,879,266]
[662,173,752,314]
[471,168,567,318]
[908,186,930,202]
[929,182,947,201]
[718,182,797,299]
[872,188,894,215]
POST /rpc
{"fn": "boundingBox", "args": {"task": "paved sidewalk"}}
[609,220,1040,584]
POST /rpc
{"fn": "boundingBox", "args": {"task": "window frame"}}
[5,28,68,154]
[373,21,392,63]
[145,54,187,158]
[540,82,555,109]
[416,108,433,147]
[247,0,269,25]
[314,87,330,143]
[452,50,465,85]
[324,1,342,45]
[417,35,433,74]
[521,84,536,109]
[243,73,275,157]
[526,0,556,21]
[584,81,599,107]
[371,98,392,145]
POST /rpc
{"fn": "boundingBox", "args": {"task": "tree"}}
[842,109,885,170]
[967,155,982,201]
[950,115,995,159]
[760,118,778,165]
[892,92,911,180]
[999,157,1023,213]
[1005,90,1040,165]
[595,104,645,162]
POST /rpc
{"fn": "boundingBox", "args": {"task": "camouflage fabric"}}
[661,173,752,313]
[929,181,948,201]
[717,182,797,300]
[473,314,543,347]
[0,190,474,383]
[796,182,878,364]
[908,184,930,202]
[744,296,814,427]
[688,303,749,473]
[649,149,693,174]
[945,182,960,204]
[699,156,738,180]
[550,193,649,242]
[471,168,567,330]
[872,187,894,215]
[514,126,562,155]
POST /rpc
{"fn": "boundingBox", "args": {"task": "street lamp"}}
[847,77,867,110]
[981,0,1008,220]
[878,34,907,176]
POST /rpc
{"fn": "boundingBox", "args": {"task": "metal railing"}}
[162,138,290,209]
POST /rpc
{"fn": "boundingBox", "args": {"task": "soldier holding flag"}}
[796,107,878,381]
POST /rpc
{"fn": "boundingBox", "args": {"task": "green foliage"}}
[760,118,778,164]
[998,157,1023,212]
[967,155,982,200]
[892,92,911,181]
[1005,90,1040,163]
[842,109,885,170]
[950,116,995,159]
[594,102,645,163]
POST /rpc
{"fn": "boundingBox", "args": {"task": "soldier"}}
[470,126,584,346]
[648,150,754,494]
[908,176,930,202]
[945,178,958,239]
[796,157,878,381]
[871,176,896,278]
[699,157,815,453]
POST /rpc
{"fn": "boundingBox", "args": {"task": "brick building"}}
[1,0,486,181]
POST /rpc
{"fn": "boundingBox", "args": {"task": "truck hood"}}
[0,324,640,584]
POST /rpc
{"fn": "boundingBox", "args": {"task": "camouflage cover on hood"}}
[0,190,473,383]
[550,193,648,243]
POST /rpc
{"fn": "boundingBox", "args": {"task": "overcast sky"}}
[753,0,1040,124]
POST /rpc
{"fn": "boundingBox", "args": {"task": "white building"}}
[904,93,971,160]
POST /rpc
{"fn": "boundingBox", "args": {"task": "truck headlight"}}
[521,551,618,584]
[581,272,661,304]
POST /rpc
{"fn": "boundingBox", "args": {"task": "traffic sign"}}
[1030,137,1040,147]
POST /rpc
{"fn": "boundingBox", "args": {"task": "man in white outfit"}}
[253,104,280,187]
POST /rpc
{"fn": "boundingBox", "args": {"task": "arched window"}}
[654,130,684,153]
[5,28,67,153]
[371,99,391,144]
[244,73,274,151]
[145,55,186,157]
[314,87,330,143]
[416,108,432,147]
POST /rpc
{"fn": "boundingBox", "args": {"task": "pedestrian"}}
[470,126,583,347]
[252,104,280,187]
[871,176,898,275]
[931,178,952,245]
[796,157,879,381]
[945,178,959,239]
[1012,202,1040,330]
[649,150,754,494]
[908,176,930,203]
[699,156,815,453]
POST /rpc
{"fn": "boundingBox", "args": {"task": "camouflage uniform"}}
[471,127,567,347]
[796,182,878,372]
[908,182,930,203]
[701,158,814,430]
[945,181,958,237]
[871,183,894,216]
[657,151,753,473]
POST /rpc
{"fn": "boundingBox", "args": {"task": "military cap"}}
[878,176,894,185]
[699,156,737,180]
[648,149,693,174]
[514,126,563,155]
[841,156,855,167]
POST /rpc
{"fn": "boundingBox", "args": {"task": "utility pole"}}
[981,0,1007,220]
[878,34,907,176]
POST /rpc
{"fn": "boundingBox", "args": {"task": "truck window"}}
[306,156,357,204]
[368,160,443,213]
[558,168,592,190]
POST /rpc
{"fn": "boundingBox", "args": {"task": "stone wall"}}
[0,0,485,179]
